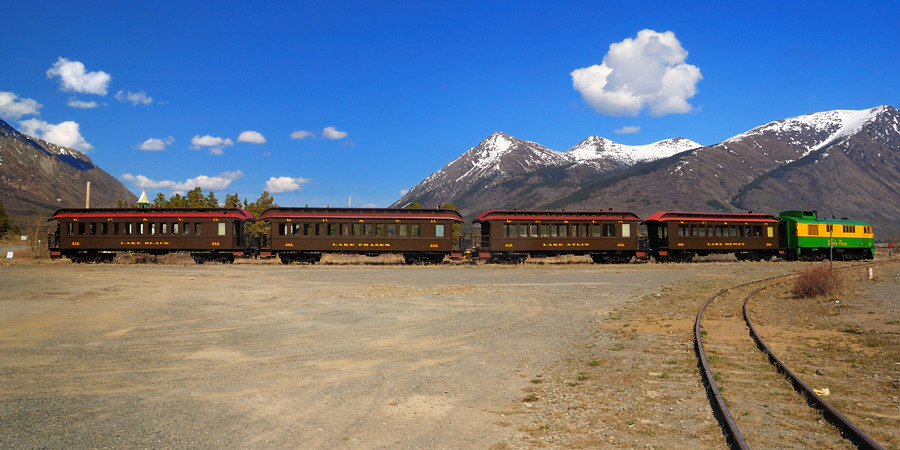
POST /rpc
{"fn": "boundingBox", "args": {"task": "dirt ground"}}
[0,257,897,448]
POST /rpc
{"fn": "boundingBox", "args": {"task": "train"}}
[47,206,876,264]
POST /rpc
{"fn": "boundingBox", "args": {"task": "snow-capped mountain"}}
[567,136,700,167]
[395,106,900,237]
[393,131,704,216]
[0,119,137,225]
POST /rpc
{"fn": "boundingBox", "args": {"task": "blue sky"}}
[1,1,898,207]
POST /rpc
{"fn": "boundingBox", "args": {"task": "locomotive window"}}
[218,223,227,236]
[826,225,833,233]
[411,224,420,237]
[843,225,855,233]
[622,223,631,237]
[398,224,407,237]
[603,224,615,237]
[436,224,445,237]
[808,224,818,236]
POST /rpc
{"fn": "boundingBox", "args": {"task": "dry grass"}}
[792,264,844,298]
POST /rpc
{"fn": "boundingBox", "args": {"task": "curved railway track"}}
[695,263,888,449]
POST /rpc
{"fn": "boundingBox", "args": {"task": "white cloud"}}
[614,125,641,134]
[138,136,174,151]
[114,90,153,106]
[67,98,99,109]
[0,91,41,120]
[322,126,348,139]
[571,29,702,117]
[17,118,93,152]
[237,130,266,144]
[190,134,234,155]
[46,57,111,96]
[265,176,311,194]
[290,130,314,140]
[121,170,244,192]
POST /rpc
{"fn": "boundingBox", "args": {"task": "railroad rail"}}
[694,263,888,449]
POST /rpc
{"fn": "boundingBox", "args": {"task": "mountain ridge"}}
[394,105,900,238]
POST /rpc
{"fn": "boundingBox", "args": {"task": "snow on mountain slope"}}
[567,136,702,165]
[723,106,886,158]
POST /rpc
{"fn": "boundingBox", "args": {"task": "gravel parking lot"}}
[0,262,681,448]
[1,260,896,448]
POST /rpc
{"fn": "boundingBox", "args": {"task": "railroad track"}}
[694,262,888,449]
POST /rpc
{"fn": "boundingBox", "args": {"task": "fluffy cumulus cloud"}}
[265,176,311,194]
[114,90,153,106]
[121,171,243,192]
[138,136,175,151]
[0,91,42,120]
[190,134,234,155]
[46,57,111,96]
[322,126,348,139]
[237,130,266,144]
[571,29,702,116]
[18,118,93,152]
[290,130,314,140]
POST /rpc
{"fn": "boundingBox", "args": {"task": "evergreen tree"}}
[224,193,241,207]
[153,192,168,207]
[0,201,21,236]
[204,190,219,207]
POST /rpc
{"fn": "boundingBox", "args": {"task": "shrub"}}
[792,265,844,298]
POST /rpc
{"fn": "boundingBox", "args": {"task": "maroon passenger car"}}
[642,212,781,262]
[258,207,464,264]
[473,210,643,263]
[47,208,256,263]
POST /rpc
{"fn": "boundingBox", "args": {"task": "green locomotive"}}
[778,210,874,260]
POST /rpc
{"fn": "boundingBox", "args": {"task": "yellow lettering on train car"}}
[429,244,439,248]
[677,242,684,247]
[211,241,220,246]
[505,243,514,248]
[617,243,624,247]
[72,241,80,246]
[285,243,294,247]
